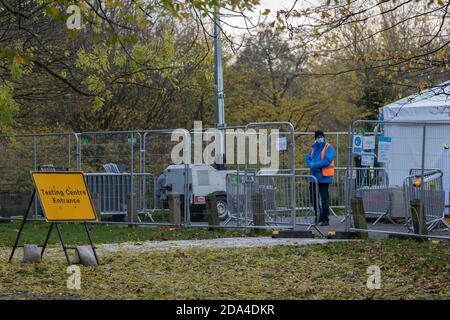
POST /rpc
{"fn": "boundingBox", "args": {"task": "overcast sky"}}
[220,0,311,36]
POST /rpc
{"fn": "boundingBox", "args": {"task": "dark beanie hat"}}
[314,130,325,139]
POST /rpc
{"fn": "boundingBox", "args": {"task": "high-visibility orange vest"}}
[310,143,335,177]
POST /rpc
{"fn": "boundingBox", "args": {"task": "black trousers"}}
[309,182,330,223]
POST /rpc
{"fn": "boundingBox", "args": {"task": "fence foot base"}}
[326,231,359,239]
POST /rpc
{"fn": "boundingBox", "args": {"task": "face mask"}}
[316,137,325,144]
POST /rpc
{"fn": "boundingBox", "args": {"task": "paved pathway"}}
[100,237,344,253]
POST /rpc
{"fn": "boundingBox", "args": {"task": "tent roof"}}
[381,81,450,121]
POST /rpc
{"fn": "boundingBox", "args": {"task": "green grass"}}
[0,239,448,299]
[0,220,268,247]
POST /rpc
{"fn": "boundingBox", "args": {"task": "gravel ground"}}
[99,237,344,253]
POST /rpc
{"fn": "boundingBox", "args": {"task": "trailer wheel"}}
[189,196,229,222]
[216,195,229,221]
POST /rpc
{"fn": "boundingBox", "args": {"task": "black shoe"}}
[317,221,329,226]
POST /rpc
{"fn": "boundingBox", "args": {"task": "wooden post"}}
[206,194,220,228]
[351,197,368,239]
[0,193,22,223]
[410,198,428,235]
[168,192,181,226]
[252,192,265,230]
[90,193,101,222]
[0,204,11,223]
[127,193,138,227]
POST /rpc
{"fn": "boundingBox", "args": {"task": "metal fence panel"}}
[0,133,77,217]
[293,167,347,215]
[254,174,294,227]
[345,167,391,224]
[79,131,141,174]
[226,171,320,230]
[143,130,190,225]
[85,173,154,215]
[403,169,446,231]
[346,120,450,239]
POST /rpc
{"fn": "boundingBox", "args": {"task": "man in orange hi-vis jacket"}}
[305,130,335,226]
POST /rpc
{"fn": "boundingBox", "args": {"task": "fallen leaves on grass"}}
[0,240,448,299]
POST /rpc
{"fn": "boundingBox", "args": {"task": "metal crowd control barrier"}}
[253,173,295,228]
[294,174,324,236]
[226,172,292,228]
[403,169,449,231]
[345,167,392,224]
[85,173,155,215]
[226,171,322,233]
[293,168,347,216]
[226,171,251,227]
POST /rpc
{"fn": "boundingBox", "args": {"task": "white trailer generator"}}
[156,164,233,221]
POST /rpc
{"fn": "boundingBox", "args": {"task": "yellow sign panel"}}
[31,171,98,222]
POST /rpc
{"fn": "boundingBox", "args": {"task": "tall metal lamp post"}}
[214,7,225,166]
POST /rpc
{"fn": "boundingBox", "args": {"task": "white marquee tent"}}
[379,81,450,210]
